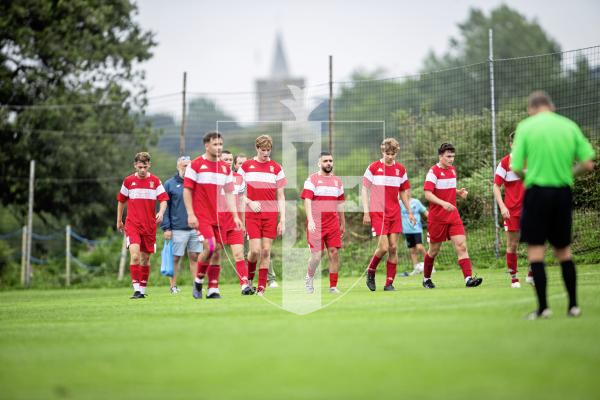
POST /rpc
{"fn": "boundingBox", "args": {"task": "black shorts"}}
[404,233,423,248]
[520,186,572,248]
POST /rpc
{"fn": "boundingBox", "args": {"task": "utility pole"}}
[328,55,334,153]
[179,71,188,157]
[25,160,35,288]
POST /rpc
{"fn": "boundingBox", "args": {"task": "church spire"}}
[270,32,289,79]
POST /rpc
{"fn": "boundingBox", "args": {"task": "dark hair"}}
[438,143,456,155]
[528,90,554,109]
[320,151,332,158]
[222,150,232,155]
[203,131,223,144]
[509,131,516,143]
[134,152,151,163]
[234,153,247,165]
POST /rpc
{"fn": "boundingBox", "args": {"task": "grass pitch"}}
[1,266,599,400]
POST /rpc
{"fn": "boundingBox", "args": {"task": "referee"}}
[511,91,595,320]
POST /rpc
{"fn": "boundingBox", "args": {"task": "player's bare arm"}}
[573,159,595,176]
[424,190,456,212]
[155,200,167,224]
[305,198,316,233]
[337,202,346,238]
[276,187,285,236]
[492,184,510,218]
[457,188,468,199]
[116,201,126,232]
[225,191,244,231]
[361,185,371,225]
[183,187,198,229]
[399,190,416,225]
[246,197,261,213]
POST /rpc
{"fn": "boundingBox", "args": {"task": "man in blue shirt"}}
[400,189,429,275]
[161,156,203,294]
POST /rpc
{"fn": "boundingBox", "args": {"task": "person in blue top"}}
[400,189,429,275]
[161,156,203,294]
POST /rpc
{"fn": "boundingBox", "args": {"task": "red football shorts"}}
[307,223,342,252]
[370,213,402,237]
[224,228,245,246]
[125,226,156,254]
[246,214,277,240]
[503,215,521,232]
[197,223,224,246]
[427,219,465,243]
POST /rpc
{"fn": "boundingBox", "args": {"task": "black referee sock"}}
[531,262,547,313]
[560,260,577,309]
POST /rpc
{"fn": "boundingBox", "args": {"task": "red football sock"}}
[458,258,473,279]
[196,262,209,279]
[139,265,150,288]
[248,261,257,281]
[424,254,435,279]
[129,264,140,288]
[207,265,221,288]
[386,261,396,285]
[506,252,518,275]
[257,268,268,290]
[367,255,381,275]
[235,260,248,285]
[330,272,339,288]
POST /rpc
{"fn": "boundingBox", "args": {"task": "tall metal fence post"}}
[25,160,35,287]
[20,225,27,286]
[65,225,71,287]
[118,235,127,281]
[489,29,500,260]
[179,71,187,157]
[328,55,334,153]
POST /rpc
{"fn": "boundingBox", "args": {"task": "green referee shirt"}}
[511,111,595,188]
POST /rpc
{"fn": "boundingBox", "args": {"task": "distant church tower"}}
[255,33,305,122]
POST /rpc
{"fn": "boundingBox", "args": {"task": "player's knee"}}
[188,252,199,263]
[260,248,270,260]
[130,254,141,265]
[456,242,467,255]
[388,244,397,255]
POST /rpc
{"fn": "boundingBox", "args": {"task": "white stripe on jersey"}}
[120,184,129,197]
[505,171,520,182]
[435,178,457,189]
[243,171,278,184]
[313,186,343,197]
[303,180,316,192]
[184,164,198,181]
[128,188,158,200]
[371,174,407,187]
[193,171,231,186]
[276,170,286,182]
[156,184,166,196]
[363,168,374,183]
[495,164,507,179]
[425,171,437,184]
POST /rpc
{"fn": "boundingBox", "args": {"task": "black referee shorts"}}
[520,186,572,248]
[404,233,423,248]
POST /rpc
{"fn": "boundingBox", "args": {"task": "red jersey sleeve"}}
[300,176,315,200]
[275,164,287,189]
[362,164,375,189]
[223,165,235,193]
[155,179,169,202]
[116,179,129,202]
[423,168,437,191]
[399,167,410,191]
[494,158,507,186]
[183,163,198,190]
[338,179,345,201]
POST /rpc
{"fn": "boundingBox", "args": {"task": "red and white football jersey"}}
[362,160,410,217]
[423,164,461,224]
[232,172,246,200]
[300,172,345,227]
[184,155,234,226]
[238,159,287,215]
[494,154,524,216]
[117,173,169,235]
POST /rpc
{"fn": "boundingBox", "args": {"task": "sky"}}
[135,0,600,121]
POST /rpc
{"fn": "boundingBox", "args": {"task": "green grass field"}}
[1,266,599,400]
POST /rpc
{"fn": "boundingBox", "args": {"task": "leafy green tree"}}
[0,0,156,235]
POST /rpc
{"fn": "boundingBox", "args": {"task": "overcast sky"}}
[136,0,600,120]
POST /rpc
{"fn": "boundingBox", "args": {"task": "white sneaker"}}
[511,281,521,288]
[268,280,279,288]
[170,286,180,294]
[526,308,552,320]
[526,276,535,286]
[567,306,582,317]
[329,287,342,294]
[305,276,314,294]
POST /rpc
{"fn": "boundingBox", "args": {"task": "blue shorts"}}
[171,229,203,256]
